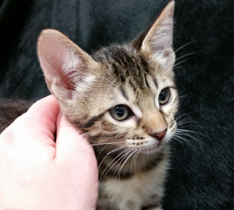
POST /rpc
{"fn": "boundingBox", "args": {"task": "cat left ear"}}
[37,29,98,101]
[138,1,175,68]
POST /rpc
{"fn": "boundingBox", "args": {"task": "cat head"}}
[37,1,178,155]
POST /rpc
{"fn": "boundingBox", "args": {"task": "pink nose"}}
[150,129,167,141]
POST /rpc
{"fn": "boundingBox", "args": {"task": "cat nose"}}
[150,129,167,141]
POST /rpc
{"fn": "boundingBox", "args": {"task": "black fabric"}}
[1,0,234,209]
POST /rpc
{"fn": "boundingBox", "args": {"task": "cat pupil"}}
[159,91,166,100]
[115,106,125,117]
[159,88,170,105]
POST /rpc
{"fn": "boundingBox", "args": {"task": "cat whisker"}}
[177,121,194,126]
[173,134,192,145]
[112,149,132,183]
[98,144,127,170]
[91,141,125,146]
[165,51,197,71]
[173,58,189,69]
[119,151,135,180]
[130,148,141,175]
[176,128,201,135]
[177,117,195,124]
[175,114,194,124]
[176,114,206,138]
[100,147,128,181]
[173,135,200,151]
[177,118,194,125]
[172,66,183,71]
[176,129,205,143]
[113,149,130,176]
[175,113,190,120]
[175,51,197,62]
[174,129,205,149]
[174,113,207,149]
[177,119,208,131]
[115,149,135,182]
[173,41,194,54]
[135,148,142,169]
[172,135,186,144]
[178,93,193,99]
[106,145,127,155]
[129,149,138,174]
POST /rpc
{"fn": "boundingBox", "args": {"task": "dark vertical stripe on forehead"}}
[153,78,158,89]
[112,63,126,83]
[144,74,150,89]
[139,56,149,72]
[112,63,119,77]
[120,86,129,100]
[128,79,137,92]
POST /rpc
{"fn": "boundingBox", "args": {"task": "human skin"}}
[0,95,98,210]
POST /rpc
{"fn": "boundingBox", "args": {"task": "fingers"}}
[55,113,97,166]
[0,95,59,158]
[55,113,98,201]
[26,95,60,139]
[0,94,97,167]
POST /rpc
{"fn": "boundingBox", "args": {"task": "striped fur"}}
[38,2,177,209]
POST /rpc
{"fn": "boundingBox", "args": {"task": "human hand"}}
[0,95,98,210]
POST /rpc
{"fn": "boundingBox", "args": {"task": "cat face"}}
[37,1,177,155]
[78,45,178,155]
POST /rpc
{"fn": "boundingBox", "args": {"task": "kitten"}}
[36,1,178,210]
[0,1,178,209]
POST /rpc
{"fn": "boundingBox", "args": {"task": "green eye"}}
[110,105,131,121]
[159,88,171,105]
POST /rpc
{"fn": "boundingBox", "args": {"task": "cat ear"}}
[37,29,98,101]
[137,1,175,68]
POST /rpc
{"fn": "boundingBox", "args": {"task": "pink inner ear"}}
[38,29,98,100]
[38,30,80,92]
[141,1,174,55]
[64,71,77,90]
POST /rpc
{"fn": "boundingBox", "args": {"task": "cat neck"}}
[96,144,170,181]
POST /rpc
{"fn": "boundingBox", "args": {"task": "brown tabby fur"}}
[0,100,32,132]
[0,2,178,210]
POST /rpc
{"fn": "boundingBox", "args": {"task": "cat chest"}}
[98,163,167,210]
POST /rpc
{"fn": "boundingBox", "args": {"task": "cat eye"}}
[158,88,171,105]
[110,105,132,121]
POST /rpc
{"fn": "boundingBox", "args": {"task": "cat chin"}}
[139,140,166,155]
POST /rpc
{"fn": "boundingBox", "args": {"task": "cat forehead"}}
[93,45,172,79]
[93,45,174,90]
[93,45,143,68]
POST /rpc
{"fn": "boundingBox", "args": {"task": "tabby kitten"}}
[37,1,177,210]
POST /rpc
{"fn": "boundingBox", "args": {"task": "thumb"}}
[55,112,97,167]
[55,113,99,210]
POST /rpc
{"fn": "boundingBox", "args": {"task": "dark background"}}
[1,0,234,209]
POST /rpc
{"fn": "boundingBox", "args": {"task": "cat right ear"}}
[133,1,175,68]
[37,29,98,101]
